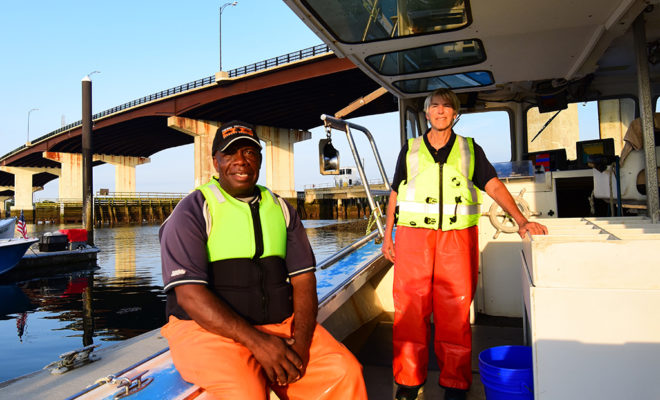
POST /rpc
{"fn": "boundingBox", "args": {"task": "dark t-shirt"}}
[160,185,316,320]
[391,131,498,192]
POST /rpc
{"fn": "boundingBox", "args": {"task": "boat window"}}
[300,0,470,44]
[457,111,512,163]
[394,71,493,93]
[405,108,419,139]
[526,99,635,161]
[365,39,484,76]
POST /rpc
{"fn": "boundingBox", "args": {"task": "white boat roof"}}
[284,0,660,101]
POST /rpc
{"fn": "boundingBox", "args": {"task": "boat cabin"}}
[285,1,660,398]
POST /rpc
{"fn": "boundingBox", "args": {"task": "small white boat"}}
[0,238,39,276]
[0,218,16,239]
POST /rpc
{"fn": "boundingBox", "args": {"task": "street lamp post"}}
[219,1,238,71]
[27,108,38,145]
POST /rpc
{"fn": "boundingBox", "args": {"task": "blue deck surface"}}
[316,236,383,302]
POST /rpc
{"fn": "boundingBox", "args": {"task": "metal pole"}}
[219,1,237,71]
[82,75,94,245]
[27,108,38,145]
[632,14,659,222]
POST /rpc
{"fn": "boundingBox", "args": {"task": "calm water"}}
[0,220,366,383]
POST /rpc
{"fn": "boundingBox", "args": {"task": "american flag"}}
[16,210,27,239]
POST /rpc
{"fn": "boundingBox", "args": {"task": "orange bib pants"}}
[162,315,367,399]
[392,225,479,390]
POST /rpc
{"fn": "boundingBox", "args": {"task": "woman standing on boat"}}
[381,89,548,400]
[160,121,367,399]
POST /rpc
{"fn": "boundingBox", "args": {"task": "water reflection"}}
[0,221,366,383]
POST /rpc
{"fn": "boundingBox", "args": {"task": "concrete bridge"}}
[0,44,396,218]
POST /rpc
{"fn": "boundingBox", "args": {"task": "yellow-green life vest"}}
[397,134,482,231]
[198,180,287,261]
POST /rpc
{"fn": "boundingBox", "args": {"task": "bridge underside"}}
[0,55,397,200]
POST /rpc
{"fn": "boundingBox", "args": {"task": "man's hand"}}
[175,284,303,385]
[287,272,318,379]
[245,330,303,386]
[288,335,312,377]
[518,221,548,238]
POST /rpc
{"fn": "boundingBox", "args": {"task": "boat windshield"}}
[301,0,470,43]
[365,39,485,76]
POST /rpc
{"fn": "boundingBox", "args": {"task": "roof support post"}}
[633,13,659,222]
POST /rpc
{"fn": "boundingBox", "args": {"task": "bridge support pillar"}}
[257,126,311,198]
[95,155,150,193]
[167,116,221,188]
[43,152,83,200]
[0,166,58,212]
[168,117,312,197]
[0,192,11,215]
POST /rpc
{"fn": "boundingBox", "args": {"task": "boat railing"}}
[317,229,380,271]
[320,114,392,238]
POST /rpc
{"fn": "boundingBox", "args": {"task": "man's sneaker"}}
[444,387,468,400]
[395,383,423,400]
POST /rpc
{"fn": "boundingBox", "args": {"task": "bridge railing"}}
[1,44,331,161]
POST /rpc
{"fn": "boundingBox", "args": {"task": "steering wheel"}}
[488,188,531,239]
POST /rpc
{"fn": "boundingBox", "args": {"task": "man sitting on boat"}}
[159,121,367,399]
[381,89,548,400]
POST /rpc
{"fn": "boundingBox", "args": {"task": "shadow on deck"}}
[344,312,524,399]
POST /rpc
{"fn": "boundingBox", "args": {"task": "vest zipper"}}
[438,163,443,229]
[249,199,267,322]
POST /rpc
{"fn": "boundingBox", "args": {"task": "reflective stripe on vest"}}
[198,180,287,261]
[397,134,482,231]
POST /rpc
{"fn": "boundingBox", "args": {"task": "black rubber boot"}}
[395,383,423,400]
[443,387,468,400]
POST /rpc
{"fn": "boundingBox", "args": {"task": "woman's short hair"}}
[423,88,460,112]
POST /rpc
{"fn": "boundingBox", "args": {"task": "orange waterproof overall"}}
[392,224,479,390]
[162,315,367,400]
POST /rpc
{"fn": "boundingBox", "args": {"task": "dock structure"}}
[302,181,390,220]
[33,192,186,226]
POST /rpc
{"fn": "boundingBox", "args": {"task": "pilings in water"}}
[31,192,186,226]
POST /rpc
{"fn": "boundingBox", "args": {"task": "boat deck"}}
[346,312,524,399]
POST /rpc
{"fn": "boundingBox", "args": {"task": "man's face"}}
[213,142,261,197]
[425,94,457,132]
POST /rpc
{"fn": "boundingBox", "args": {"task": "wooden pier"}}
[31,192,187,226]
[25,185,391,226]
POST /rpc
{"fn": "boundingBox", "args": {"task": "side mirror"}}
[319,138,340,175]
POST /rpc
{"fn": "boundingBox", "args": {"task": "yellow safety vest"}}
[198,180,287,261]
[397,134,482,231]
[197,179,292,325]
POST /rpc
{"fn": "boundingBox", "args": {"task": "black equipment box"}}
[39,233,69,252]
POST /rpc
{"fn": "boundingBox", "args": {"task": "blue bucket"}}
[478,345,534,400]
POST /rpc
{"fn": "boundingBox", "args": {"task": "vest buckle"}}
[425,197,437,204]
[424,217,436,224]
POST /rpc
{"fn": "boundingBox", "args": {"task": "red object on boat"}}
[59,229,88,243]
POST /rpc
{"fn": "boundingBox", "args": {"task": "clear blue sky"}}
[0,1,516,200]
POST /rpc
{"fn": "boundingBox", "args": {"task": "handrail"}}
[1,44,331,161]
[317,229,380,270]
[320,115,392,238]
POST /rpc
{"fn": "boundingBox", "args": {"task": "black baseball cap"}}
[212,120,262,155]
